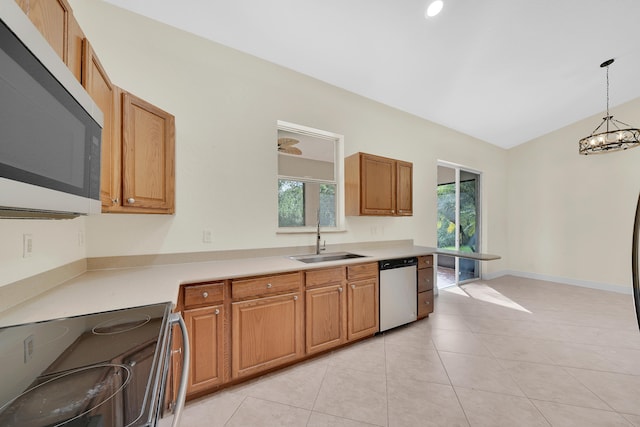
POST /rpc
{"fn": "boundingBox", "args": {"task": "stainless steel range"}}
[0,302,189,427]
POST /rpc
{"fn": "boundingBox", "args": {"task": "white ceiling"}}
[102,0,640,149]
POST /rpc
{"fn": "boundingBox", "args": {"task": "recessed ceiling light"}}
[425,0,444,18]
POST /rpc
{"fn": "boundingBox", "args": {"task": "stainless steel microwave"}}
[0,0,103,219]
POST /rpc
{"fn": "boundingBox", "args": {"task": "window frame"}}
[276,120,345,234]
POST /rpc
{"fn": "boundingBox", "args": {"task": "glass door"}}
[437,163,481,287]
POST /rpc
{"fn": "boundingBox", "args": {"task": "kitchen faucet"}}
[316,209,325,255]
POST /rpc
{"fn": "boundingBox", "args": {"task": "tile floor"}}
[161,275,640,427]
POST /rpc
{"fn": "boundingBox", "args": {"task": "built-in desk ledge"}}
[434,249,501,261]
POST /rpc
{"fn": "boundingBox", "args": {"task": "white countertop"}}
[0,245,437,327]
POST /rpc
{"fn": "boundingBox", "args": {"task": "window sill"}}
[276,227,346,235]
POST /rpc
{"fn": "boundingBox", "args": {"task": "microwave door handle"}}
[169,312,190,427]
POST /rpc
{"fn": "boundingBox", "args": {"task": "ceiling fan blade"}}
[282,146,302,155]
[278,137,299,148]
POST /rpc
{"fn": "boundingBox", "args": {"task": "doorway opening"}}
[437,163,481,288]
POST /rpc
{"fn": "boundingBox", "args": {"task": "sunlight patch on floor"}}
[444,283,532,313]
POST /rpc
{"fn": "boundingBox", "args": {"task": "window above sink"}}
[276,121,345,233]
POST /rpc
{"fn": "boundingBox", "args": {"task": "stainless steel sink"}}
[289,252,367,264]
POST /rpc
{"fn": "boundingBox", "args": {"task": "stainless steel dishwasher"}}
[379,257,418,332]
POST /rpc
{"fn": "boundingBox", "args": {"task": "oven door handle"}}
[169,312,190,427]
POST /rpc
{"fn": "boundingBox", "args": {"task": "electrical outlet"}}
[24,335,34,363]
[23,234,33,258]
[202,230,212,244]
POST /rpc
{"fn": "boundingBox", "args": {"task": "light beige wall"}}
[507,97,640,291]
[0,0,509,289]
[67,0,509,277]
[0,217,86,287]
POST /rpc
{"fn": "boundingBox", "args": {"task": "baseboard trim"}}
[482,269,632,295]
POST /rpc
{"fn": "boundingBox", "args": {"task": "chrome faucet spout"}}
[316,218,321,254]
[316,209,322,255]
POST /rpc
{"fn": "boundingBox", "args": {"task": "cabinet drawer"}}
[418,255,433,269]
[184,282,224,308]
[418,290,434,318]
[417,267,434,292]
[347,262,378,281]
[232,273,301,300]
[305,267,345,288]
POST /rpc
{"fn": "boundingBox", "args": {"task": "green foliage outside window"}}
[437,180,477,250]
[278,180,304,227]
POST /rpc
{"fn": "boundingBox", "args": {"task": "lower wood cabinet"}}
[170,258,435,406]
[184,305,224,394]
[347,277,379,340]
[231,292,304,379]
[417,255,435,319]
[305,283,347,354]
[418,290,434,318]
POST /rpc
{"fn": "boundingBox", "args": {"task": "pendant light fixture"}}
[579,59,640,155]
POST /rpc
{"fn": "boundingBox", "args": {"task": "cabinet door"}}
[232,292,303,379]
[361,154,396,215]
[306,284,346,354]
[184,305,224,394]
[347,278,379,341]
[122,92,175,212]
[66,12,84,81]
[81,39,120,211]
[396,160,413,215]
[26,0,71,62]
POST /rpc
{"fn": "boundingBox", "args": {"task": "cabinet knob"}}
[171,348,182,355]
[266,283,272,289]
[338,287,343,293]
[214,308,220,315]
[351,284,355,289]
[293,295,298,301]
[127,198,135,204]
[425,300,430,305]
[202,291,209,298]
[112,198,118,204]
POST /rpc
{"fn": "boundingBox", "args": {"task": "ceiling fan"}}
[278,137,302,155]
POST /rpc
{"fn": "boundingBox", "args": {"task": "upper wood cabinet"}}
[345,152,413,216]
[120,92,175,213]
[17,0,84,81]
[18,1,176,214]
[81,39,120,210]
[396,160,413,215]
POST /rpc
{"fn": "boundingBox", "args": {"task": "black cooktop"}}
[0,302,173,427]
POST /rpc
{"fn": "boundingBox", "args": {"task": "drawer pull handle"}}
[266,283,272,289]
[171,348,182,355]
[214,309,220,315]
[202,291,209,298]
